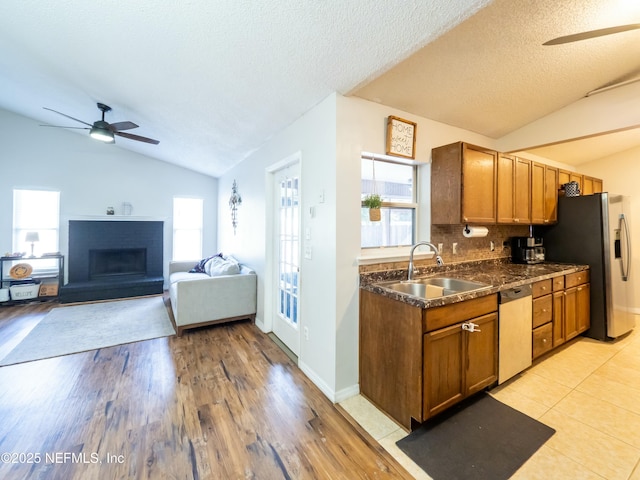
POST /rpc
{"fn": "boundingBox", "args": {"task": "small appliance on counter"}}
[511,236,545,264]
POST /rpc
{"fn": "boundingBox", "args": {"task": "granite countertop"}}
[360,260,589,309]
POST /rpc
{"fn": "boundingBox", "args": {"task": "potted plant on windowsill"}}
[362,193,382,221]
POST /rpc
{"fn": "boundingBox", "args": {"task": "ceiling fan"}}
[544,23,640,45]
[41,102,160,145]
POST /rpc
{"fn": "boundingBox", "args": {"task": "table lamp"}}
[25,231,39,257]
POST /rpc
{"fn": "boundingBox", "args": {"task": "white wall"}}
[218,93,500,402]
[217,94,339,398]
[333,96,497,397]
[0,108,218,284]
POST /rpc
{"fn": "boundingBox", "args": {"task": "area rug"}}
[396,393,555,480]
[0,296,175,366]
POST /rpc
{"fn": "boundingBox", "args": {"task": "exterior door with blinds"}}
[273,162,301,356]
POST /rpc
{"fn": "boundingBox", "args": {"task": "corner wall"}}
[579,147,640,312]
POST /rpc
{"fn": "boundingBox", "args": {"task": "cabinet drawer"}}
[532,279,552,298]
[424,294,498,332]
[552,276,564,291]
[532,295,553,328]
[565,270,589,288]
[533,323,553,359]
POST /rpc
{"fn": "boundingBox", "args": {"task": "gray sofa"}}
[169,258,257,336]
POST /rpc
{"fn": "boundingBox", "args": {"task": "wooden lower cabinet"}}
[532,322,553,358]
[359,290,497,430]
[423,312,498,419]
[536,271,590,357]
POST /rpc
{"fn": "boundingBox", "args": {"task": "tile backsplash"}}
[431,224,530,263]
[359,224,530,274]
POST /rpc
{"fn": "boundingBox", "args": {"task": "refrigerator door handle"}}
[620,214,631,281]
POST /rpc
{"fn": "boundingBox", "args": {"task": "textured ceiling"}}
[0,0,489,177]
[2,0,639,176]
[353,0,640,165]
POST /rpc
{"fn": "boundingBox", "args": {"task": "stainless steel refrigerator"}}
[542,193,634,340]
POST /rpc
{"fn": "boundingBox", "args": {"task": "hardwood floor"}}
[0,297,411,479]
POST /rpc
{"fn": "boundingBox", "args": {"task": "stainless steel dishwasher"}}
[498,284,533,384]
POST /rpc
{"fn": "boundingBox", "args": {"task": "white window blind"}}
[172,197,203,261]
[12,189,60,268]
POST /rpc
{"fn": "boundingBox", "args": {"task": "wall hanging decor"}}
[386,115,417,159]
[229,179,242,234]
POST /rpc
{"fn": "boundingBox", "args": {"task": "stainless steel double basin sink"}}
[378,277,492,300]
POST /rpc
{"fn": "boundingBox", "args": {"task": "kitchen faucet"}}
[408,241,444,280]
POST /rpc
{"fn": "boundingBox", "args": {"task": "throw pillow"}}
[189,253,222,273]
[205,255,240,276]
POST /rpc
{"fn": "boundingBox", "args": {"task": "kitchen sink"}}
[379,277,492,299]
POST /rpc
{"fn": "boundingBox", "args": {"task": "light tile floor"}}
[341,324,640,479]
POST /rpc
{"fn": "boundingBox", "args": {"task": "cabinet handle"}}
[577,287,583,291]
[544,219,549,223]
[514,218,520,222]
[542,338,548,344]
[462,322,481,333]
[541,286,547,290]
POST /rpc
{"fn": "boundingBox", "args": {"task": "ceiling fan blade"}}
[115,131,160,145]
[42,107,93,127]
[109,121,138,132]
[39,124,89,130]
[544,23,640,45]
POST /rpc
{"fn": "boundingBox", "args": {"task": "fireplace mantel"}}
[64,215,167,222]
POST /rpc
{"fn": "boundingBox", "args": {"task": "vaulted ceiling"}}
[1,0,639,177]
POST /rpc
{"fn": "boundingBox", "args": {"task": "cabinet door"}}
[553,291,565,347]
[558,170,571,189]
[497,154,515,223]
[514,158,531,223]
[544,165,558,223]
[564,287,579,340]
[583,177,594,195]
[593,178,603,193]
[465,312,498,396]
[531,162,545,224]
[570,173,583,192]
[424,323,464,419]
[577,283,590,334]
[462,144,497,223]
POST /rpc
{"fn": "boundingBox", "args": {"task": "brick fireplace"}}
[60,220,164,303]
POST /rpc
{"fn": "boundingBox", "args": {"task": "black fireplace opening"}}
[89,248,146,281]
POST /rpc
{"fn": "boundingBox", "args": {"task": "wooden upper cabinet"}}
[531,162,545,224]
[570,172,583,192]
[593,178,603,193]
[498,155,530,224]
[583,176,593,195]
[514,158,531,223]
[558,169,571,188]
[497,154,515,223]
[431,142,497,224]
[544,165,558,223]
[432,141,603,225]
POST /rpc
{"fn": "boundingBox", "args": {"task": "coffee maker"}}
[512,236,545,264]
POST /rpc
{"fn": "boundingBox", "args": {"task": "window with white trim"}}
[172,197,203,261]
[12,189,60,269]
[361,157,417,248]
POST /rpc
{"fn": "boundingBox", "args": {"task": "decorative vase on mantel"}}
[362,193,382,222]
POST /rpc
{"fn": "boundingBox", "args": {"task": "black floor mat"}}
[396,393,555,480]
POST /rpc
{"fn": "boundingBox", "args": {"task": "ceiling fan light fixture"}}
[89,121,115,143]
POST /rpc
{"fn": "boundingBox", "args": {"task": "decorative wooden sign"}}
[386,116,417,159]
